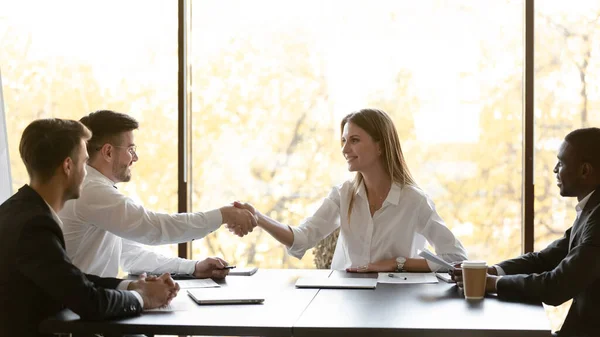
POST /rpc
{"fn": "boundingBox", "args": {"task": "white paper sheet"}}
[377,272,439,284]
[417,248,454,269]
[144,292,196,312]
[176,278,221,289]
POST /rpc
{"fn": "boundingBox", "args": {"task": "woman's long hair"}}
[342,108,416,219]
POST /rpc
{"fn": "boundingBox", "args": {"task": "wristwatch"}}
[396,257,407,272]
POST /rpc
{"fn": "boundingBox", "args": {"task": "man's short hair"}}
[565,127,600,171]
[79,110,139,158]
[19,118,92,182]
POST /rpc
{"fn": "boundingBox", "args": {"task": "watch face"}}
[396,257,406,263]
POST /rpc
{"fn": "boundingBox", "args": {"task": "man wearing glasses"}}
[59,110,257,279]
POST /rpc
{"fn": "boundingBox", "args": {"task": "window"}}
[535,0,600,331]
[0,0,179,260]
[534,1,600,250]
[189,0,524,267]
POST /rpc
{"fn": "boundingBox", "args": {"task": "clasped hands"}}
[128,257,230,310]
[128,273,180,310]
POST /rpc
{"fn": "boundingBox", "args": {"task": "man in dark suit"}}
[453,127,600,337]
[0,118,179,337]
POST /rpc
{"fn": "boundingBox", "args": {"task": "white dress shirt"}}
[59,166,223,277]
[288,181,468,271]
[44,200,143,306]
[494,190,596,278]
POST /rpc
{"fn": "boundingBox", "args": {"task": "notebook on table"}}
[187,288,264,305]
[295,277,377,289]
[228,267,258,276]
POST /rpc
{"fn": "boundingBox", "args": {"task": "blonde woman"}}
[233,109,467,272]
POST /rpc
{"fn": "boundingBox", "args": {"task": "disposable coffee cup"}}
[461,261,487,300]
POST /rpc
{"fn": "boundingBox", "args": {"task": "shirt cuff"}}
[180,259,197,274]
[117,281,144,308]
[204,209,223,229]
[285,226,306,260]
[494,265,506,276]
[129,290,144,308]
[494,275,503,292]
[117,280,132,290]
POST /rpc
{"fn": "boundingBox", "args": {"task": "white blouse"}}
[288,181,468,271]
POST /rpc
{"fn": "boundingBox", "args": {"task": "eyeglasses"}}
[94,144,137,156]
[114,145,137,156]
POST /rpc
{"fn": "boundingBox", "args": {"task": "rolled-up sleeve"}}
[287,187,342,260]
[417,197,468,272]
[120,239,196,275]
[76,182,223,245]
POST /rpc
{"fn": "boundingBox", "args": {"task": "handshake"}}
[220,201,260,237]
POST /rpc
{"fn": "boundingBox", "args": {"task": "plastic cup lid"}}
[461,261,487,268]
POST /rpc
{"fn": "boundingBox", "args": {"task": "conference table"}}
[40,269,552,337]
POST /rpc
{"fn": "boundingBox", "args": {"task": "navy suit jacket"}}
[497,188,600,337]
[0,185,142,337]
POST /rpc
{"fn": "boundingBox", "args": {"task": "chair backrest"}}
[313,227,340,269]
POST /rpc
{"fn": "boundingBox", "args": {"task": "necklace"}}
[369,195,385,209]
[366,184,390,212]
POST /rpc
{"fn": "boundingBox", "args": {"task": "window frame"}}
[175,0,537,259]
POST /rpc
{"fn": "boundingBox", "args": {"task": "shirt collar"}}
[386,183,402,205]
[576,190,595,213]
[356,180,403,206]
[86,165,117,187]
[43,200,63,227]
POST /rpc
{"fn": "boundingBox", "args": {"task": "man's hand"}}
[346,258,396,273]
[223,201,259,237]
[449,263,499,293]
[449,263,497,286]
[485,275,499,293]
[193,257,230,279]
[220,204,257,237]
[129,273,180,309]
[233,201,257,215]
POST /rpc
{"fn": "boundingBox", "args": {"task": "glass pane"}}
[190,0,524,269]
[535,0,600,332]
[0,0,179,262]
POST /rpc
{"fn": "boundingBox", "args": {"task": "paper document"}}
[377,272,439,284]
[144,292,196,312]
[417,248,454,270]
[145,303,178,312]
[176,278,220,289]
